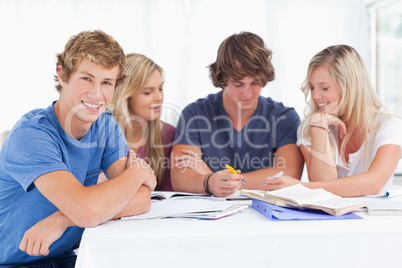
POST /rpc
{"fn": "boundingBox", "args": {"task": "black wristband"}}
[203,173,213,195]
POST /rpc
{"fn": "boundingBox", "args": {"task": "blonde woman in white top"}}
[264,44,402,197]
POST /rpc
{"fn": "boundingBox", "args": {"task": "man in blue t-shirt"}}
[172,32,303,197]
[0,30,156,267]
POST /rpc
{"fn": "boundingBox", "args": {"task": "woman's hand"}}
[263,175,300,191]
[310,112,347,140]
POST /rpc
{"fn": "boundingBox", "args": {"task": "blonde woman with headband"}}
[264,44,402,197]
[110,53,175,191]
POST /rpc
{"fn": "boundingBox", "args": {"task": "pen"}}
[225,164,247,184]
[263,171,284,185]
[271,171,284,178]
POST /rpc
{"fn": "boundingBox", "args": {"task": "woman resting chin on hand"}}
[270,45,402,198]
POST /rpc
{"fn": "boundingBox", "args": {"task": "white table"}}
[75,199,402,268]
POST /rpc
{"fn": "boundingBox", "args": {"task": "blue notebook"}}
[252,199,362,221]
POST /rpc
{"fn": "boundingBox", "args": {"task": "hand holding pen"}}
[263,171,301,191]
[225,164,247,184]
[263,171,284,185]
[203,164,244,198]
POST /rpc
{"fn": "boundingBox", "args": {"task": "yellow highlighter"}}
[225,164,246,184]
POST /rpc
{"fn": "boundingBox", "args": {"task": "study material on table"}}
[240,183,366,216]
[365,185,402,198]
[151,191,209,200]
[120,199,249,220]
[223,190,252,201]
[365,199,402,215]
[252,199,362,221]
[152,190,251,201]
[175,204,249,219]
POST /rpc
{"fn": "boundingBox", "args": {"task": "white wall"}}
[0,0,370,134]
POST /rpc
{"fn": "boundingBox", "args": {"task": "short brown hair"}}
[209,31,275,89]
[54,30,126,92]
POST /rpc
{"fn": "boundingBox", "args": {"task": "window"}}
[369,0,402,116]
[368,0,402,176]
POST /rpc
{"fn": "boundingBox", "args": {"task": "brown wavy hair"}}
[54,30,126,92]
[209,31,275,88]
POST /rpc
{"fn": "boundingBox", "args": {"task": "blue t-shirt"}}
[0,102,129,266]
[174,91,300,173]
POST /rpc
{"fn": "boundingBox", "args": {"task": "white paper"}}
[121,199,248,220]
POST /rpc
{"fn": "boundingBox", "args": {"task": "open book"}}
[151,191,209,200]
[151,190,251,201]
[240,184,366,216]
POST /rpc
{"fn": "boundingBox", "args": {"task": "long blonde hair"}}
[111,53,165,185]
[301,45,389,165]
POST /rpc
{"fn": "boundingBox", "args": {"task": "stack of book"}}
[240,184,366,218]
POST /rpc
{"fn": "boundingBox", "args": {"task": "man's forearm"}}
[112,185,152,219]
[171,168,206,193]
